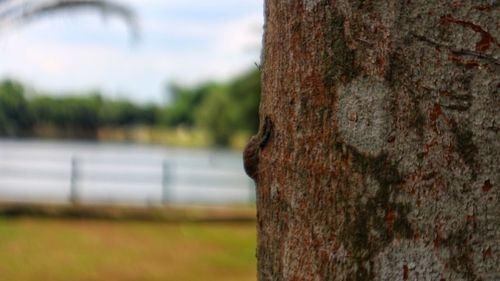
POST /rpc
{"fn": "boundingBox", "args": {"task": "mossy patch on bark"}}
[323,15,357,88]
[336,147,414,280]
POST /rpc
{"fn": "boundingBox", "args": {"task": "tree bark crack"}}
[410,32,500,65]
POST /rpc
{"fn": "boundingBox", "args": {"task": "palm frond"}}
[0,0,138,40]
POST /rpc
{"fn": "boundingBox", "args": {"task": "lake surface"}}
[0,139,254,206]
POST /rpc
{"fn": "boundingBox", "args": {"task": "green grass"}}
[0,217,256,281]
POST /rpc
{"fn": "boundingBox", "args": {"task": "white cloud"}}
[212,13,263,54]
[0,1,264,104]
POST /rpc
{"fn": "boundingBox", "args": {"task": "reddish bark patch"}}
[433,237,441,248]
[473,5,494,11]
[376,57,386,76]
[433,230,442,248]
[430,103,442,122]
[440,15,496,52]
[386,210,396,232]
[403,264,409,280]
[429,103,452,130]
[429,103,444,131]
[413,231,420,240]
[449,1,464,8]
[466,215,477,229]
[348,111,358,122]
[482,179,492,192]
[387,135,396,143]
[483,247,492,260]
[448,54,480,68]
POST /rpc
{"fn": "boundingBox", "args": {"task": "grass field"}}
[0,216,256,281]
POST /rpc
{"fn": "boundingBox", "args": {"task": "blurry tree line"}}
[0,69,260,147]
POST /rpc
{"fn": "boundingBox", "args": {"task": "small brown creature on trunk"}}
[243,116,273,181]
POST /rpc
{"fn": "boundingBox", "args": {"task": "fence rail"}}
[0,153,255,206]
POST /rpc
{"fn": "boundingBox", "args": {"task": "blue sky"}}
[0,0,264,104]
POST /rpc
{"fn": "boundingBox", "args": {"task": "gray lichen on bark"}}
[303,0,322,11]
[337,76,391,156]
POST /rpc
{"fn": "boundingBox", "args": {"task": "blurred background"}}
[0,1,262,280]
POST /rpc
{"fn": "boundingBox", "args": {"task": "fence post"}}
[70,156,79,205]
[162,159,172,205]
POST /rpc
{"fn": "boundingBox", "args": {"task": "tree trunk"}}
[253,1,499,280]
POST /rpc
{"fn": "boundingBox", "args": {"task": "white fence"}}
[0,144,255,206]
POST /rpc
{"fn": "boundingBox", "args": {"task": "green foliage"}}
[0,80,34,136]
[195,86,238,146]
[227,69,260,133]
[154,69,261,146]
[0,68,260,147]
[29,93,160,131]
[198,69,260,146]
[0,78,161,138]
[162,69,261,146]
[99,99,158,126]
[30,94,101,130]
[159,82,219,127]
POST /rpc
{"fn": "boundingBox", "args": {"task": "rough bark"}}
[254,1,499,280]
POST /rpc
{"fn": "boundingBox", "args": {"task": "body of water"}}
[0,139,254,206]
